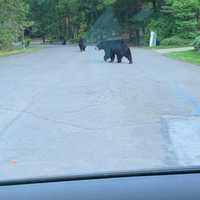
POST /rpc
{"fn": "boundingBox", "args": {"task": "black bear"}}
[62,39,66,45]
[60,36,66,45]
[97,40,133,64]
[79,38,86,52]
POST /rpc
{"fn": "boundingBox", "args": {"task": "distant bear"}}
[60,36,66,45]
[97,40,133,64]
[79,38,86,52]
[62,39,66,45]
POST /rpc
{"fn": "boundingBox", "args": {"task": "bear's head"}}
[96,41,106,50]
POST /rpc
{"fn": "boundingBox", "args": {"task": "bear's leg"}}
[83,45,86,51]
[79,45,83,52]
[110,50,115,63]
[104,51,110,62]
[117,54,122,63]
[125,49,133,64]
[104,55,109,62]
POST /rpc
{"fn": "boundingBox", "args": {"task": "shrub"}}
[160,36,191,46]
[192,35,200,50]
[0,29,14,50]
[147,16,176,41]
[25,38,32,48]
[68,38,80,44]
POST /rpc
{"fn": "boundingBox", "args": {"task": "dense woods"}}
[1,0,200,49]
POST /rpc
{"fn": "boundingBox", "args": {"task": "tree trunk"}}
[42,36,46,44]
[21,30,25,49]
[197,9,200,29]
[135,29,140,46]
[152,0,157,12]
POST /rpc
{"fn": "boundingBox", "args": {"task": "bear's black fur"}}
[79,38,86,52]
[97,40,133,64]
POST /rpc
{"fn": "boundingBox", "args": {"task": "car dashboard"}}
[0,168,200,200]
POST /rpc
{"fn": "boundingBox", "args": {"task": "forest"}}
[1,0,200,50]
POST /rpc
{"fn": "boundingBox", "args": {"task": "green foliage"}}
[160,36,191,46]
[113,0,150,45]
[68,38,80,44]
[148,15,175,41]
[192,35,200,50]
[27,0,116,42]
[1,0,200,48]
[0,0,30,50]
[162,0,200,39]
[0,28,15,50]
[25,38,32,48]
[113,0,144,32]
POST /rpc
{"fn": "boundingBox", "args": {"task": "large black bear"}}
[97,40,133,64]
[79,38,86,52]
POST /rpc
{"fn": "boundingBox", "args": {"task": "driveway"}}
[154,46,194,54]
[0,46,200,180]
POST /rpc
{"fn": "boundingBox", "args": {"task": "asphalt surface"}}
[0,46,200,180]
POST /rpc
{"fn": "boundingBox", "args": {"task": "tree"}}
[86,6,121,42]
[0,0,29,49]
[162,0,200,39]
[28,0,115,42]
[28,0,59,42]
[147,0,175,41]
[113,0,149,45]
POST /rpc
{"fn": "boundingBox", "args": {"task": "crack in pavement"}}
[0,105,161,131]
[0,91,40,136]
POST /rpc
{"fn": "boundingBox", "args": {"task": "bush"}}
[192,35,200,50]
[148,16,176,41]
[0,29,14,50]
[48,36,57,44]
[25,38,32,48]
[68,38,80,44]
[22,38,32,48]
[160,36,191,46]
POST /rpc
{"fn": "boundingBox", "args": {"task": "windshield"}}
[1,0,200,181]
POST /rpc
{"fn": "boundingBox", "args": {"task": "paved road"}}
[0,46,200,180]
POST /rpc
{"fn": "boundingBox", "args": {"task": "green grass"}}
[166,50,200,65]
[155,45,190,49]
[0,47,41,57]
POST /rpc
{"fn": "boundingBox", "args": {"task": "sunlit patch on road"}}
[167,116,200,166]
